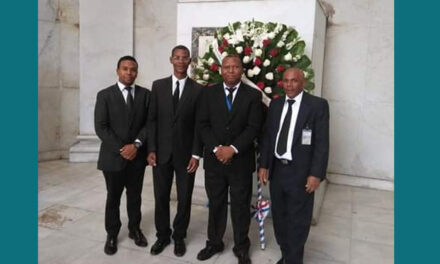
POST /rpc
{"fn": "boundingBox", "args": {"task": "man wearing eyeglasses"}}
[147,45,203,257]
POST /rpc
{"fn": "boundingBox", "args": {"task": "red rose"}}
[263,39,271,47]
[218,46,224,53]
[210,64,219,72]
[222,38,229,47]
[269,48,279,57]
[256,82,265,90]
[244,46,252,56]
[276,65,285,72]
[273,94,280,99]
[254,57,262,66]
[277,80,284,87]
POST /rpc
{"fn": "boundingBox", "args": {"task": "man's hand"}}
[147,152,157,167]
[186,157,199,173]
[258,168,269,186]
[305,175,321,193]
[120,144,137,160]
[215,145,235,164]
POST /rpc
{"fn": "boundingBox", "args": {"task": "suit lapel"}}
[292,92,311,146]
[111,84,129,117]
[228,83,245,120]
[214,84,229,121]
[174,78,192,120]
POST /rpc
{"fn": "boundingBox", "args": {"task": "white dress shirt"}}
[223,81,240,103]
[274,91,304,160]
[117,81,135,102]
[117,81,142,146]
[172,75,188,98]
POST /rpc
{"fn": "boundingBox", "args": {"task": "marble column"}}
[70,0,134,162]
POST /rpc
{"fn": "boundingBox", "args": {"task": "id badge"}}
[302,128,312,145]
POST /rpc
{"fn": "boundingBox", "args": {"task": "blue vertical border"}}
[0,1,37,263]
[395,1,440,263]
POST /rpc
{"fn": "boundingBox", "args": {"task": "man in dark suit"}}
[196,54,264,264]
[146,45,203,257]
[258,68,329,264]
[94,55,150,255]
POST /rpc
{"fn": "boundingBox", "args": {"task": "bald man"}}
[258,68,329,264]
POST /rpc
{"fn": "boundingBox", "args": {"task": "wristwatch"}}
[134,141,142,149]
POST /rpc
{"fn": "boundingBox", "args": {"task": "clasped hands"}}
[120,144,137,160]
[215,145,235,164]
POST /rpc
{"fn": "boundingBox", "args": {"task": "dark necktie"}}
[276,99,295,156]
[173,81,180,113]
[226,87,236,111]
[125,86,134,113]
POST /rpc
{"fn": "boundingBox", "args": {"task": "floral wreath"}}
[193,20,315,106]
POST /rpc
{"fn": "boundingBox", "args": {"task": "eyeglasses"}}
[171,56,191,62]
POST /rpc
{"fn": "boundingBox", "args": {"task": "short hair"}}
[171,45,190,57]
[117,55,138,69]
[222,54,243,66]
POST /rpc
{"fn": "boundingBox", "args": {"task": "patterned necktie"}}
[226,87,236,111]
[173,81,180,113]
[276,99,295,156]
[125,86,134,113]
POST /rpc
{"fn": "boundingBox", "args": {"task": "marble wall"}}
[39,0,79,161]
[322,0,394,190]
[38,0,394,190]
[134,0,178,88]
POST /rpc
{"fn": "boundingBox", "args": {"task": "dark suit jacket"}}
[259,92,329,180]
[147,76,203,167]
[94,84,150,171]
[198,83,264,175]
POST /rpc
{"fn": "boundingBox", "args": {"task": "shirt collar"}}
[284,91,303,105]
[117,81,135,92]
[172,75,188,87]
[223,82,241,90]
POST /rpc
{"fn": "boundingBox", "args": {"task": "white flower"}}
[236,46,243,54]
[277,41,285,48]
[207,57,215,65]
[221,51,228,58]
[292,55,301,62]
[254,49,263,57]
[267,32,276,39]
[252,66,261,75]
[243,56,251,64]
[265,72,274,80]
[223,33,231,40]
[203,73,210,80]
[304,71,309,78]
[234,30,245,42]
[247,69,254,78]
[284,53,293,61]
[263,59,270,67]
[264,87,272,94]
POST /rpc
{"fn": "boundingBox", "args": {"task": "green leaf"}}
[294,55,311,69]
[291,41,305,55]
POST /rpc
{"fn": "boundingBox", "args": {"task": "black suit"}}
[94,83,150,236]
[260,92,329,264]
[197,83,263,254]
[147,76,203,241]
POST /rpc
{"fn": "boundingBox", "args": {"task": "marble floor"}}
[38,160,394,264]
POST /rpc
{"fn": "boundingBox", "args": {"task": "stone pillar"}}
[70,0,134,162]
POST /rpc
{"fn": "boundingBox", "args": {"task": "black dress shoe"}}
[104,235,117,255]
[276,258,284,264]
[150,239,171,255]
[128,229,148,247]
[174,239,186,257]
[197,243,224,261]
[236,251,251,264]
